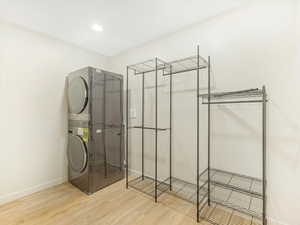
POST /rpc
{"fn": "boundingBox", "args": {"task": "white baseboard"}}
[268,217,292,225]
[0,176,67,205]
[128,168,143,177]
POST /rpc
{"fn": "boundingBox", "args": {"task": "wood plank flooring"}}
[0,179,265,225]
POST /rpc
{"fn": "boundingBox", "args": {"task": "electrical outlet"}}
[130,108,136,118]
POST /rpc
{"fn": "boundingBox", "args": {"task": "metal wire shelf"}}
[200,169,263,198]
[198,169,263,220]
[127,55,208,76]
[127,58,169,75]
[128,176,169,198]
[161,175,262,222]
[199,202,262,225]
[163,177,201,203]
[163,55,208,76]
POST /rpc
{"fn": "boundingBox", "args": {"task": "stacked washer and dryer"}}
[67,67,124,194]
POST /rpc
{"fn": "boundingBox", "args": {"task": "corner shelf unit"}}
[199,87,267,225]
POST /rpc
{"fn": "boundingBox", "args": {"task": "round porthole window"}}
[67,134,88,173]
[68,76,88,114]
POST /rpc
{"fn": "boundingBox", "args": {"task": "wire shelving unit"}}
[126,47,210,207]
[126,57,171,202]
[125,47,267,225]
[198,87,267,225]
[161,49,210,223]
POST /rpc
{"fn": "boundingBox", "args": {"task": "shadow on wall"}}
[268,99,300,169]
[217,105,261,137]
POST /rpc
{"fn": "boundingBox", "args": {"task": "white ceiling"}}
[0,0,245,56]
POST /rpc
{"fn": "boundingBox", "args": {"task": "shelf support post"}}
[142,73,145,180]
[170,65,173,191]
[262,85,267,225]
[119,77,123,172]
[208,56,211,207]
[155,58,158,203]
[196,46,200,222]
[103,73,107,177]
[126,66,129,189]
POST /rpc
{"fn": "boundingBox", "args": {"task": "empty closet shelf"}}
[199,169,263,197]
[128,58,169,75]
[163,55,208,76]
[128,176,169,198]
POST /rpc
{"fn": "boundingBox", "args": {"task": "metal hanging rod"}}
[200,88,264,100]
[130,126,169,131]
[202,100,265,104]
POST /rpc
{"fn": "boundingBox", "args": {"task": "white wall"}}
[0,21,108,204]
[109,1,300,225]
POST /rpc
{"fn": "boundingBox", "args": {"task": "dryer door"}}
[68,76,88,114]
[67,134,88,173]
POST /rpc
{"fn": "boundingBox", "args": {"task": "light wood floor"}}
[0,179,264,225]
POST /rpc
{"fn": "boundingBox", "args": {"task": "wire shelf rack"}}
[200,85,267,224]
[163,55,208,76]
[125,47,267,224]
[128,58,169,75]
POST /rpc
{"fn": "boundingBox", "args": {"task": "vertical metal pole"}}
[155,58,158,203]
[126,66,129,189]
[169,65,173,191]
[119,78,123,172]
[103,74,107,178]
[262,85,267,225]
[196,46,200,222]
[142,73,145,180]
[208,56,211,206]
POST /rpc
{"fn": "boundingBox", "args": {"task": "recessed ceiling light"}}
[92,24,103,32]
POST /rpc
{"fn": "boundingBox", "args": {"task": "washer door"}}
[67,134,88,173]
[68,76,88,114]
